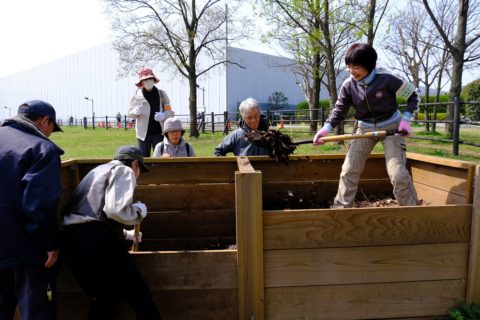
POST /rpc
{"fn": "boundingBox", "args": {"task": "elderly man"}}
[0,100,64,320]
[214,97,271,156]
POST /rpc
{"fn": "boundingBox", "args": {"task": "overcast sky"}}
[0,0,477,83]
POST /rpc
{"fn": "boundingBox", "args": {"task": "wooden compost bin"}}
[56,153,480,320]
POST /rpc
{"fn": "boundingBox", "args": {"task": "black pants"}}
[137,133,163,157]
[62,222,161,320]
[0,265,57,320]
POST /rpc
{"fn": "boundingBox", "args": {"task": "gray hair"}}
[239,98,261,118]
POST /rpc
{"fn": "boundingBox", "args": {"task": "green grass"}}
[50,125,480,163]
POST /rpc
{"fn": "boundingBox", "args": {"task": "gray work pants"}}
[333,122,418,208]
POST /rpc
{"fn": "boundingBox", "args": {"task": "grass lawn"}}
[50,125,480,163]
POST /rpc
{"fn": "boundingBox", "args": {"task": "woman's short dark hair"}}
[345,43,377,73]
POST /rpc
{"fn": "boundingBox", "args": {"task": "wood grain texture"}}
[139,209,235,239]
[264,243,468,287]
[467,165,480,303]
[236,170,264,320]
[135,183,235,211]
[410,161,471,197]
[57,289,238,320]
[265,280,465,320]
[263,205,471,250]
[58,250,237,291]
[414,182,467,205]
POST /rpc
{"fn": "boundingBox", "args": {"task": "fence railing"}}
[62,99,479,156]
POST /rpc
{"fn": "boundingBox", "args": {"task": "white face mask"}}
[143,79,155,90]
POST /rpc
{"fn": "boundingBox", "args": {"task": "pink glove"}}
[313,128,329,145]
[398,120,412,137]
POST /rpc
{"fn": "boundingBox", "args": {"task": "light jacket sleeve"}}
[214,131,237,156]
[128,93,141,119]
[103,165,144,225]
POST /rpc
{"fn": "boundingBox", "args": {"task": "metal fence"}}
[63,98,479,156]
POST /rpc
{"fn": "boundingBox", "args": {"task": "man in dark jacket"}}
[0,100,64,320]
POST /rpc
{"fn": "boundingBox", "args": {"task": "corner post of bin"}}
[467,165,480,303]
[235,157,264,320]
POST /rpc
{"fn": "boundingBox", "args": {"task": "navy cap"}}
[113,145,149,172]
[18,100,63,132]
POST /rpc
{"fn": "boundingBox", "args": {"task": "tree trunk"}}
[188,39,199,137]
[309,52,321,133]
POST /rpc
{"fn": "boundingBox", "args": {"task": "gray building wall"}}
[0,43,313,122]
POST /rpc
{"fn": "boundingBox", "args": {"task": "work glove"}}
[123,228,142,243]
[398,111,413,137]
[132,202,147,218]
[133,106,142,116]
[154,112,165,122]
[313,122,333,145]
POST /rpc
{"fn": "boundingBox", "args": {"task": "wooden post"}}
[467,165,480,303]
[235,157,264,320]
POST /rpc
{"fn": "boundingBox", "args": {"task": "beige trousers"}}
[333,122,418,208]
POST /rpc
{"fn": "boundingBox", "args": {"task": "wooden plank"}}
[236,156,255,172]
[414,182,467,205]
[138,237,236,251]
[58,250,237,291]
[250,156,389,182]
[263,205,471,250]
[135,183,235,211]
[236,170,264,320]
[139,210,235,239]
[265,280,465,319]
[410,161,471,198]
[264,243,468,287]
[139,160,237,184]
[58,289,237,320]
[407,152,478,169]
[263,180,392,210]
[467,165,480,303]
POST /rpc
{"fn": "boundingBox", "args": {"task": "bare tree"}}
[343,0,390,45]
[420,0,480,136]
[103,0,250,137]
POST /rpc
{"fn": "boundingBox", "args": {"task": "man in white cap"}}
[0,100,63,320]
[128,67,175,157]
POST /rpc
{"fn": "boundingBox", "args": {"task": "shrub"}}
[461,79,480,120]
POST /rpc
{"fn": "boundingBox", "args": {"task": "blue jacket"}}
[0,117,64,269]
[214,115,270,156]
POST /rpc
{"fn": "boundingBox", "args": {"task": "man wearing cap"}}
[128,67,175,157]
[62,145,162,319]
[0,100,64,320]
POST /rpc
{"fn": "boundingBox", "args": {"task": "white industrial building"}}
[0,42,331,122]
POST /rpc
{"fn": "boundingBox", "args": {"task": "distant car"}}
[460,116,472,124]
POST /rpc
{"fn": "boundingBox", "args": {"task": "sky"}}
[0,0,113,77]
[0,0,477,83]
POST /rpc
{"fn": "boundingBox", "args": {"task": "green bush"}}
[461,79,480,120]
[416,113,446,121]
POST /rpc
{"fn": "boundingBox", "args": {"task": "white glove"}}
[123,228,142,243]
[133,106,142,116]
[132,202,147,218]
[154,112,165,122]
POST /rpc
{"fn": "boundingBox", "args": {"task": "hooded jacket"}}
[326,68,419,128]
[214,115,270,156]
[0,116,64,269]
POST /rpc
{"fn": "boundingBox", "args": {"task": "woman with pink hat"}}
[127,67,175,157]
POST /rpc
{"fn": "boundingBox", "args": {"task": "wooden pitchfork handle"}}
[130,223,141,252]
[293,129,408,145]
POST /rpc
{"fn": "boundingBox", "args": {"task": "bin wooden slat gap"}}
[139,237,236,251]
[263,205,471,250]
[265,279,465,320]
[264,242,468,287]
[467,165,480,303]
[236,170,264,320]
[410,162,471,198]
